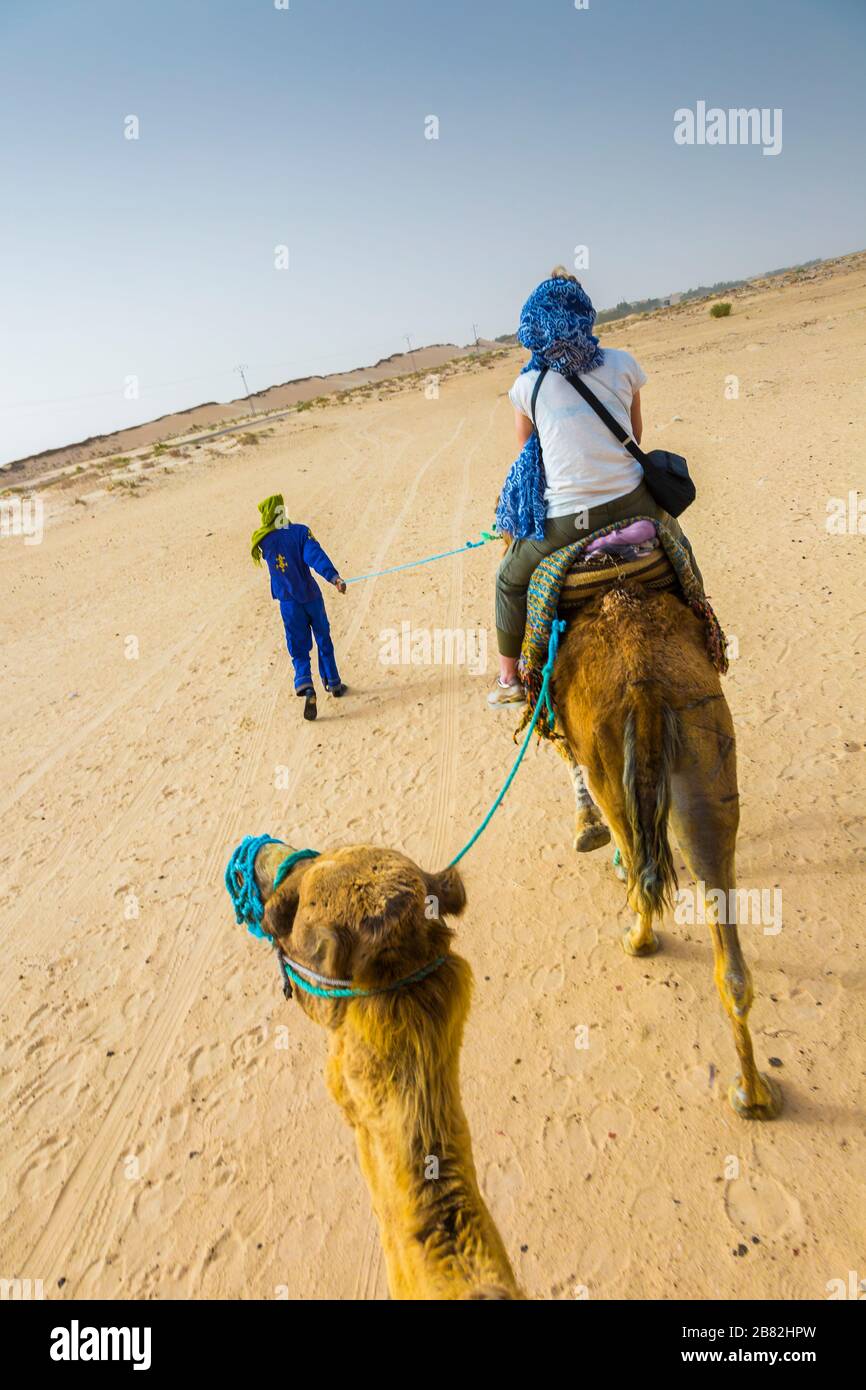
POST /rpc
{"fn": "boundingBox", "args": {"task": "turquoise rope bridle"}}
[224,838,445,1001]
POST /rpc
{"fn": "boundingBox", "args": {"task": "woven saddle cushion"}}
[557,546,678,612]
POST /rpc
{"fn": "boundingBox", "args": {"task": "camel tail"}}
[622,698,680,919]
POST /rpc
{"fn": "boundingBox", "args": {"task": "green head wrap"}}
[251,493,289,564]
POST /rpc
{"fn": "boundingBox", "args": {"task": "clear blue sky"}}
[1,0,864,464]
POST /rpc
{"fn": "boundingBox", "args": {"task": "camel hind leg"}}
[579,741,663,957]
[671,755,783,1121]
[709,908,783,1120]
[554,739,611,853]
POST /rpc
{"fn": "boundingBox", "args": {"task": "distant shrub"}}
[238,432,259,446]
[710,302,732,318]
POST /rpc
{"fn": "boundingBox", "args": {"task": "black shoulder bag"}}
[530,365,696,518]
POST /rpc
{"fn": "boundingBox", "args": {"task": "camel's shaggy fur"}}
[253,843,522,1299]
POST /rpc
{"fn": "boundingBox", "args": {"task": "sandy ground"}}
[1,255,864,1301]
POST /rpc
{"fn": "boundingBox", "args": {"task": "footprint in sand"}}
[575,1229,632,1287]
[670,1061,722,1108]
[725,1171,802,1241]
[587,1102,634,1151]
[186,1041,227,1083]
[562,1024,608,1081]
[482,1152,525,1217]
[542,1114,596,1175]
[563,922,601,958]
[133,1176,186,1227]
[229,1023,269,1070]
[530,961,565,995]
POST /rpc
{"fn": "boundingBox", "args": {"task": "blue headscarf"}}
[495,274,604,540]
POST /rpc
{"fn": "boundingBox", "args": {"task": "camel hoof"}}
[728,1073,784,1121]
[573,806,610,853]
[622,927,661,957]
[573,822,611,853]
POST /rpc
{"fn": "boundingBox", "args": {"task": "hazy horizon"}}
[2,0,865,465]
[6,241,861,466]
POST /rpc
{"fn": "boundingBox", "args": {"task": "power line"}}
[235,364,256,415]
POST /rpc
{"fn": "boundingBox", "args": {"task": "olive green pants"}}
[495,480,701,657]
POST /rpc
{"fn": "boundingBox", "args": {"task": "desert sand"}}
[1,254,864,1300]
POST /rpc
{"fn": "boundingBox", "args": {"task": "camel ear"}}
[261,879,301,945]
[253,844,311,945]
[423,866,467,919]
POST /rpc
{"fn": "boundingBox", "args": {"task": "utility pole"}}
[235,364,256,415]
[404,335,417,371]
[472,323,480,354]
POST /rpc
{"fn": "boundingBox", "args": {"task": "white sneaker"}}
[486,679,526,707]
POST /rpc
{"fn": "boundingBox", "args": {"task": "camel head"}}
[252,843,468,1031]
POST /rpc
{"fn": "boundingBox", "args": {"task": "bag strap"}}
[529,366,548,433]
[565,371,646,465]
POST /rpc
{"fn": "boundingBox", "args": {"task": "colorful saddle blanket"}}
[557,542,677,611]
[517,516,729,741]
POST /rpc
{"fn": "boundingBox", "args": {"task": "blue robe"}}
[259,525,341,690]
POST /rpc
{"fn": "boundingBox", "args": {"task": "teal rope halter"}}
[225,836,445,1001]
[224,836,319,941]
[279,952,446,1000]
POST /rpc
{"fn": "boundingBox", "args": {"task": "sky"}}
[1,0,864,464]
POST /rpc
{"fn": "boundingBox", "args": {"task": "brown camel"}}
[550,580,783,1121]
[250,841,523,1300]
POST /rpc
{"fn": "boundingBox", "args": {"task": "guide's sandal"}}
[297,687,317,720]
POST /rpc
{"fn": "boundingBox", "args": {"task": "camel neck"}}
[334,1027,519,1300]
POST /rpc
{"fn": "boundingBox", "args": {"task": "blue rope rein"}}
[344,533,496,586]
[446,617,566,867]
[226,619,568,994]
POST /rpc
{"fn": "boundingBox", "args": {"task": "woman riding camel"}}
[490,267,701,706]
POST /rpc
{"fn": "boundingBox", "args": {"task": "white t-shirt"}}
[508,348,647,517]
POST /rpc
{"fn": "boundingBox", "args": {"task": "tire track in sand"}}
[351,405,500,1299]
[425,398,499,872]
[0,596,258,970]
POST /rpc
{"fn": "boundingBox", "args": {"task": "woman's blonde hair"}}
[550,264,579,283]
